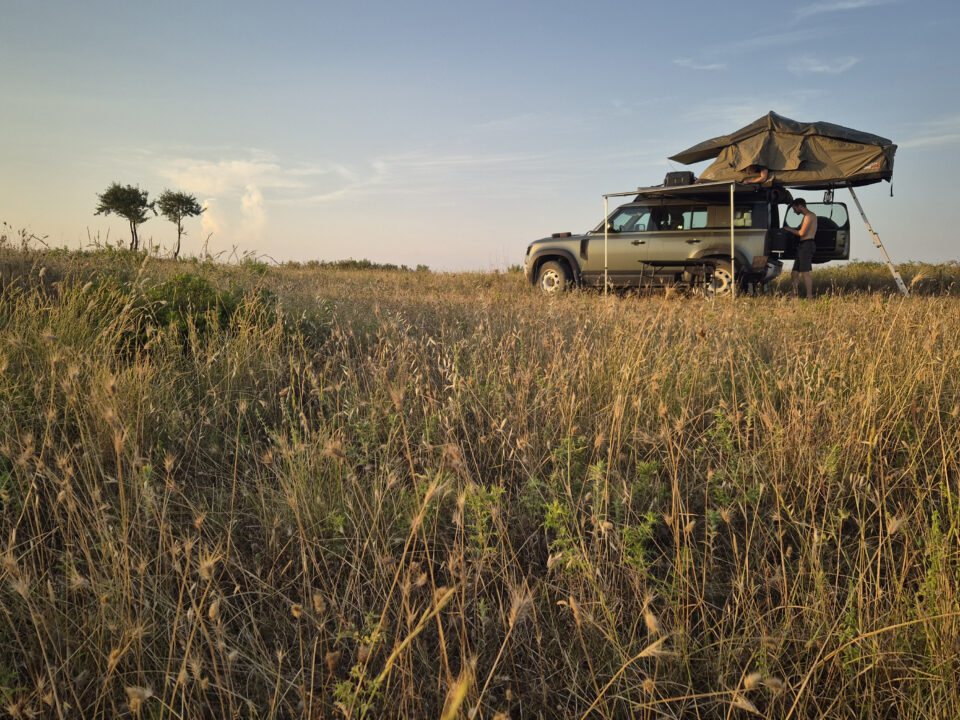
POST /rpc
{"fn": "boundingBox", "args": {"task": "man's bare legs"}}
[791,270,813,298]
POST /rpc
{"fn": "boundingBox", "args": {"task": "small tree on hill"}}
[95,183,155,251]
[157,190,204,259]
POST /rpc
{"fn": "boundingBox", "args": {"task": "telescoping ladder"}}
[847,183,909,297]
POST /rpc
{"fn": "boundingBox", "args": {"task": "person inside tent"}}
[742,164,770,184]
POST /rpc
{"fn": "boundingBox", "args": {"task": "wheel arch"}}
[691,248,752,274]
[529,249,581,286]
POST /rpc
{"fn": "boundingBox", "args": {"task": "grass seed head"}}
[68,568,90,592]
[323,438,346,461]
[108,647,124,671]
[508,588,533,628]
[197,549,221,581]
[731,694,761,715]
[325,651,340,673]
[125,686,153,714]
[644,608,661,635]
[763,676,786,692]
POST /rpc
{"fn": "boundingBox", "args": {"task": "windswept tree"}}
[157,190,204,259]
[95,183,155,251]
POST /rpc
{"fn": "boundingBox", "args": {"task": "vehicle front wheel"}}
[536,260,572,295]
[705,260,738,296]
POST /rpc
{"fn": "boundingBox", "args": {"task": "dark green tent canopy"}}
[669,111,896,189]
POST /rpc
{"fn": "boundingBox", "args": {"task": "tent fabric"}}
[669,111,896,189]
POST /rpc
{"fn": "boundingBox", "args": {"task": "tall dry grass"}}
[1,246,959,718]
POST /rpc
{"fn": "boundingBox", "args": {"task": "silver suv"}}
[524,176,851,294]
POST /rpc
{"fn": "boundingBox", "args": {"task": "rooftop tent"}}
[669,111,896,189]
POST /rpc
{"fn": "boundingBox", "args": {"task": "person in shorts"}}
[785,198,818,297]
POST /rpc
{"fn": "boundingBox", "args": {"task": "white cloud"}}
[472,113,542,132]
[199,198,221,241]
[159,157,307,196]
[899,134,960,149]
[298,151,548,203]
[683,92,824,129]
[796,0,897,19]
[788,56,861,75]
[674,58,726,72]
[240,185,266,238]
[713,28,824,56]
[151,151,356,244]
[900,115,960,148]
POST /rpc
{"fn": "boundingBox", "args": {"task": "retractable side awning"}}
[628,181,792,204]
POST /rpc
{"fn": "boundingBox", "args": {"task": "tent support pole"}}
[729,182,736,299]
[603,195,609,296]
[846,184,909,297]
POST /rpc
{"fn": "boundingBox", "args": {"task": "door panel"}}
[784,202,850,262]
[581,205,656,285]
[581,232,649,285]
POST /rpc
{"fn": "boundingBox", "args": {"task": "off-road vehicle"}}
[524,175,851,295]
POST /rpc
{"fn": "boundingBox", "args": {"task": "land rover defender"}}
[524,175,851,295]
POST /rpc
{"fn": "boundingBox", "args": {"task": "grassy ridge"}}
[1,247,959,718]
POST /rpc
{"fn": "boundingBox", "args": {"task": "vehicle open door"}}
[783,202,850,263]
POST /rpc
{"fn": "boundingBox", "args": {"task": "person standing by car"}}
[785,198,818,298]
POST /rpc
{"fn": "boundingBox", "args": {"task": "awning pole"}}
[847,183,909,297]
[603,195,609,295]
[730,182,736,299]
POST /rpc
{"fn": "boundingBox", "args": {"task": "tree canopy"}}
[157,190,204,259]
[95,183,155,251]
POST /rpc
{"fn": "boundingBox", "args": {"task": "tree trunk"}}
[129,220,137,251]
[174,218,183,259]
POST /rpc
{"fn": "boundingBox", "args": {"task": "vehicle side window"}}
[706,205,754,228]
[609,207,654,232]
[785,203,849,229]
[681,208,707,230]
[658,207,707,231]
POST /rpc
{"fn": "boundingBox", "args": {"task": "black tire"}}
[536,260,572,295]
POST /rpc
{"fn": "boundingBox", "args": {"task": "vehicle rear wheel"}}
[536,260,571,295]
[705,260,737,296]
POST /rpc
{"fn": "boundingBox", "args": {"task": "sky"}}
[1,0,958,270]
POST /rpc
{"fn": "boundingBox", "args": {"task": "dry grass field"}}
[1,243,959,718]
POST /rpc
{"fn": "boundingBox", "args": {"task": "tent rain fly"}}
[669,111,896,189]
[667,111,907,294]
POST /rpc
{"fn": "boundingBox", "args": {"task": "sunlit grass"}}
[1,244,959,718]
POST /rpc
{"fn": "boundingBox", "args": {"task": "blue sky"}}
[2,0,958,269]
